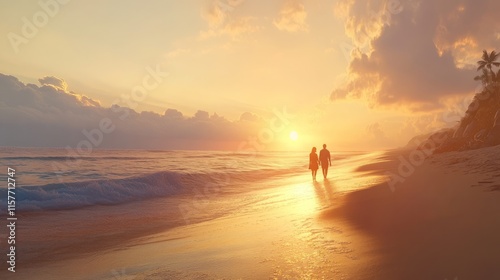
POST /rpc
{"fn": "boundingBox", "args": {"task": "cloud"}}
[200,17,259,39]
[334,0,390,46]
[164,108,184,119]
[39,76,69,92]
[79,95,101,107]
[203,0,229,28]
[194,110,210,120]
[0,73,269,150]
[36,75,102,108]
[273,0,308,32]
[1,74,100,114]
[398,114,448,138]
[200,0,258,39]
[239,112,259,122]
[332,0,500,111]
[224,17,260,36]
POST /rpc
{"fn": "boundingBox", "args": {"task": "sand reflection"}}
[313,178,336,208]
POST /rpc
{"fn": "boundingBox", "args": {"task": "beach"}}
[1,147,500,279]
[3,1,500,278]
[325,146,500,279]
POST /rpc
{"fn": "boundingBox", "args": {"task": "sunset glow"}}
[0,0,498,152]
[2,1,500,279]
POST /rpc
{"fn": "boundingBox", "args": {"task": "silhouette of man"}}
[319,144,331,179]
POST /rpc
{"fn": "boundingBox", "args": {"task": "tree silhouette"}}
[477,50,500,73]
[474,68,491,86]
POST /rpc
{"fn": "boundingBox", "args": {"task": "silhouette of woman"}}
[309,147,319,181]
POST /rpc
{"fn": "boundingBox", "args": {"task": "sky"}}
[1,0,499,151]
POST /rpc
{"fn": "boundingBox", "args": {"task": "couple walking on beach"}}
[309,144,331,181]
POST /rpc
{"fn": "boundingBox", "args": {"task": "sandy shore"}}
[3,147,500,279]
[325,146,500,279]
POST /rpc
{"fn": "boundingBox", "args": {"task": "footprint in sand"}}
[471,180,498,188]
[488,184,500,191]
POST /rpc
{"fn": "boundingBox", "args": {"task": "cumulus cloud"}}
[1,74,100,113]
[39,76,68,91]
[0,73,269,150]
[164,108,184,119]
[194,110,210,120]
[273,0,308,32]
[332,0,500,111]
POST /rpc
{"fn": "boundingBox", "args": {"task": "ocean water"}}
[0,148,314,211]
[1,148,364,212]
[0,147,377,279]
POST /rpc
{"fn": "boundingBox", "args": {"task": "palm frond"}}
[477,61,487,71]
[482,50,489,61]
[490,50,499,61]
[477,50,500,72]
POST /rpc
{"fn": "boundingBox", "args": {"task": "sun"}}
[289,131,299,141]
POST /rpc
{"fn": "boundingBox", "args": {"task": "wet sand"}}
[324,146,500,279]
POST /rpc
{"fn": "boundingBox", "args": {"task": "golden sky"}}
[1,0,499,150]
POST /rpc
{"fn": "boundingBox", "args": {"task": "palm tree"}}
[490,69,500,94]
[474,68,491,86]
[477,50,500,73]
[492,69,500,84]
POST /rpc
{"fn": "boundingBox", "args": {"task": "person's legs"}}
[322,166,328,178]
[312,170,317,180]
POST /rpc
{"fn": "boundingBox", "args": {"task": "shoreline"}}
[2,148,500,279]
[323,145,500,279]
[2,152,378,279]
